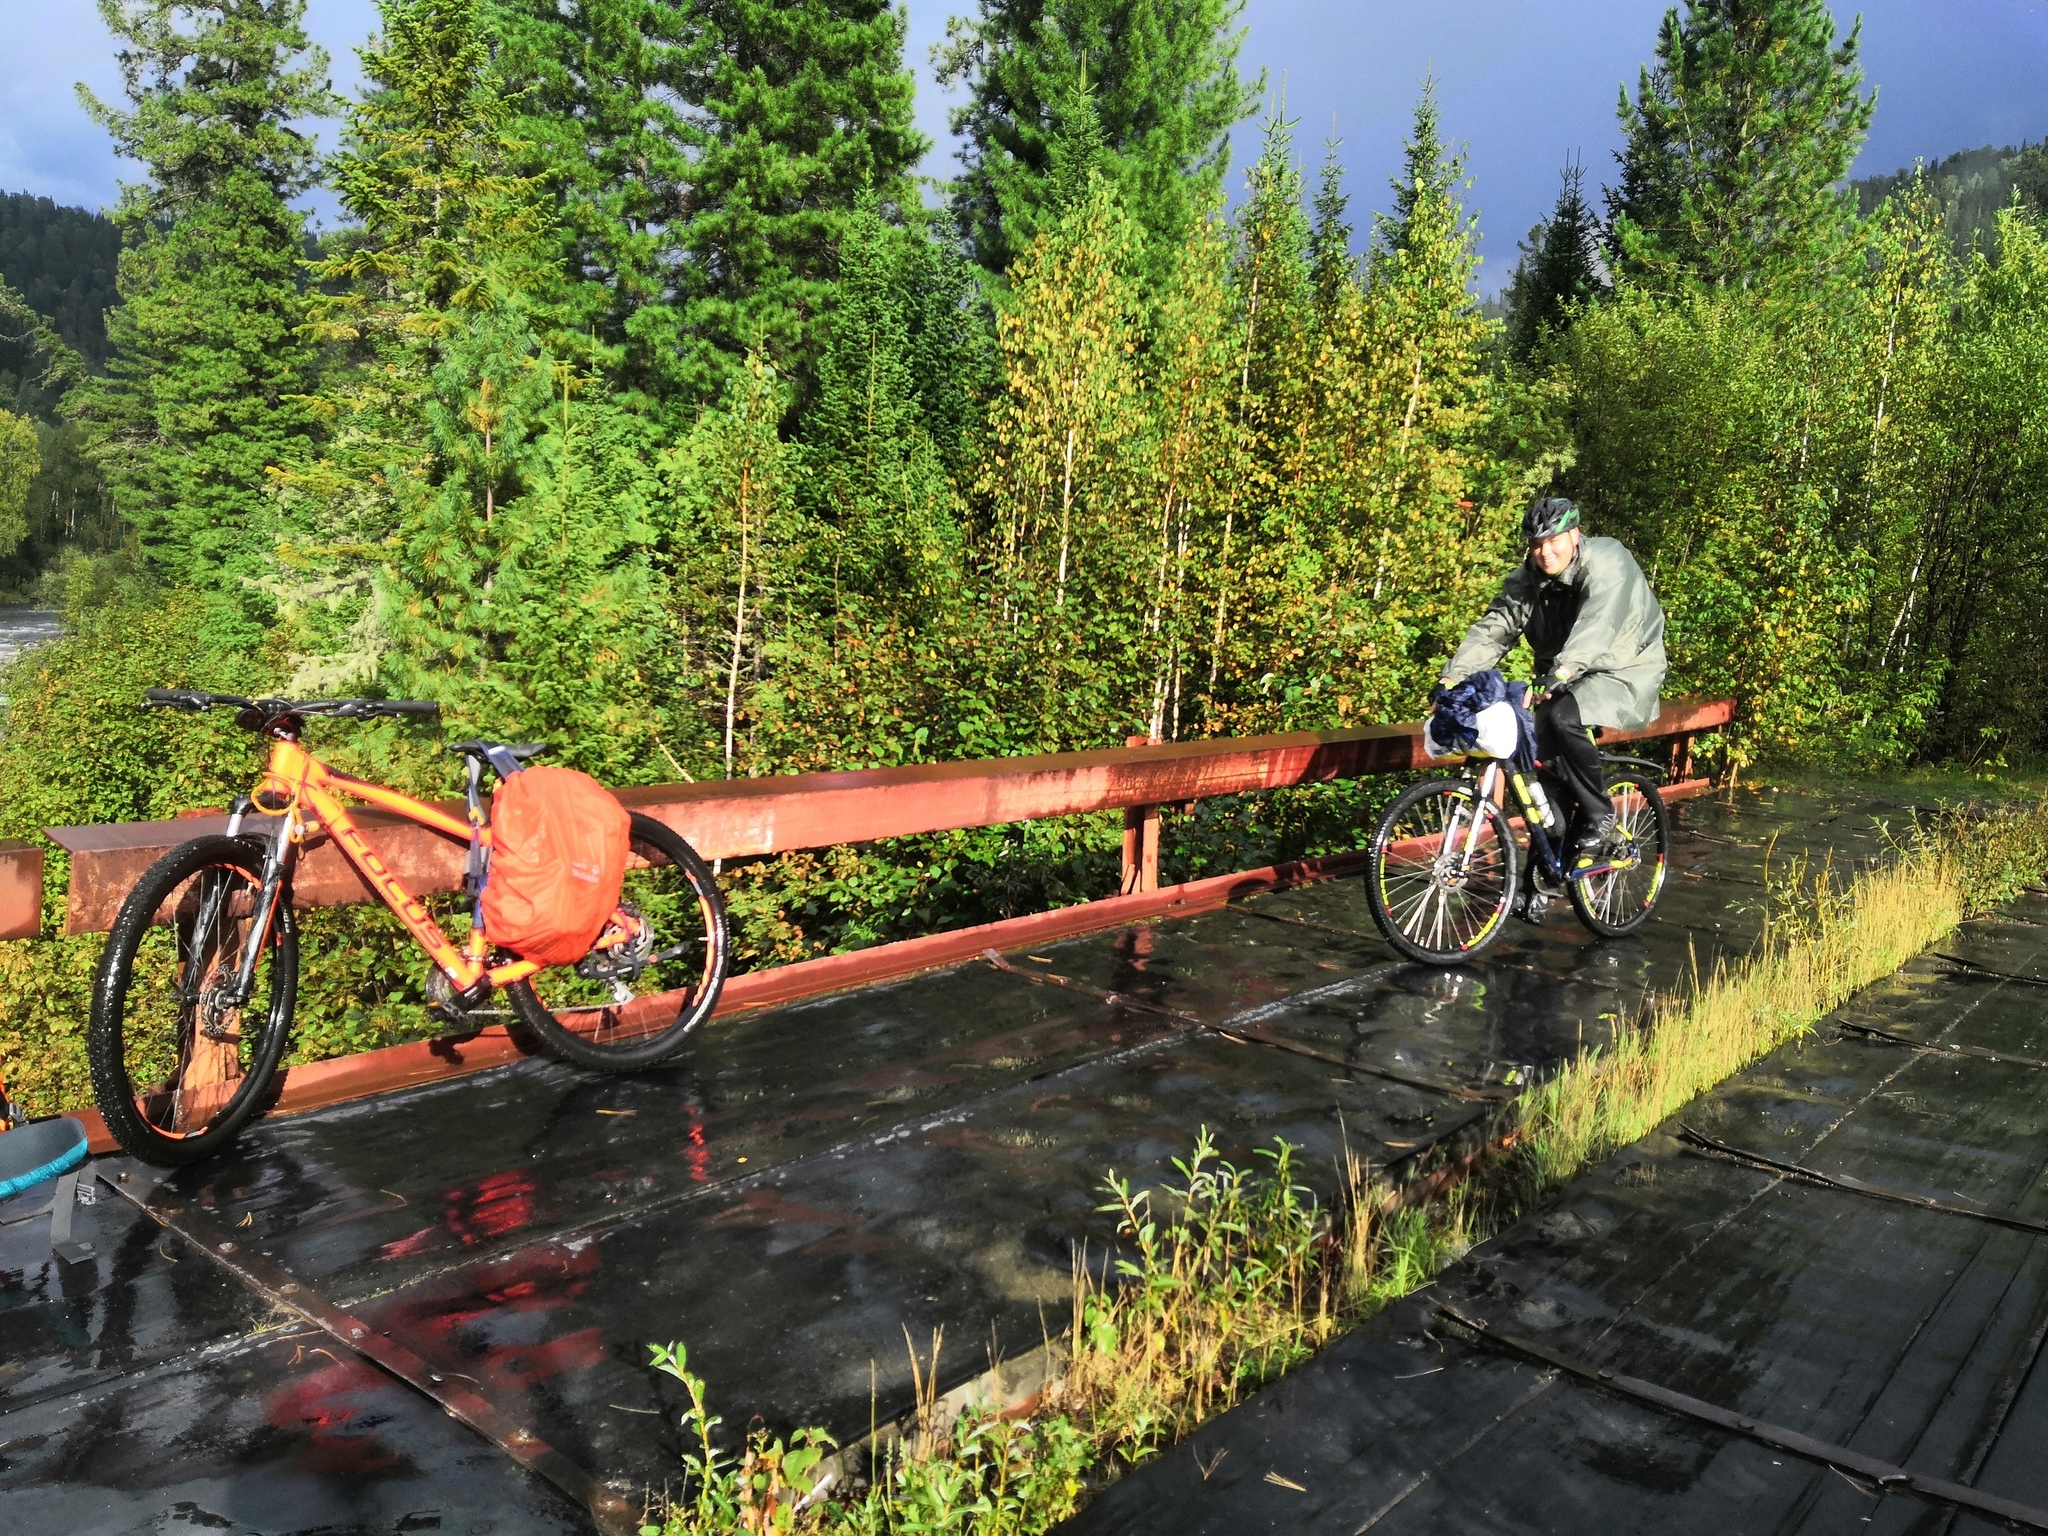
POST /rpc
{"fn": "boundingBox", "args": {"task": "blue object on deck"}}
[0,1116,89,1201]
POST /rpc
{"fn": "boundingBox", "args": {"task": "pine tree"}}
[1504,158,1607,361]
[937,0,1260,281]
[73,0,338,611]
[1607,0,1874,289]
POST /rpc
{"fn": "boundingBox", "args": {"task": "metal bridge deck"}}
[1067,867,2048,1533]
[0,782,1908,1533]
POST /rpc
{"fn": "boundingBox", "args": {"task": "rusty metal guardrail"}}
[21,696,1730,1149]
[11,696,1732,941]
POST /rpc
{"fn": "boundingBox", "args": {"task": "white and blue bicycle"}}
[1364,701,1671,966]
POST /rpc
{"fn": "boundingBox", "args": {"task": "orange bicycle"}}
[88,689,730,1166]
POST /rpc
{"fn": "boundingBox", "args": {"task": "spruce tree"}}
[800,202,961,613]
[1607,0,1874,289]
[74,0,337,611]
[1360,88,1491,611]
[1375,78,1462,261]
[1504,159,1607,361]
[667,0,927,409]
[493,0,704,413]
[496,0,922,417]
[279,0,554,691]
[937,0,1260,280]
[1308,133,1356,327]
[1228,113,1312,411]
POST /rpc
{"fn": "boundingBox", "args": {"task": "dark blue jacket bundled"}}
[1428,669,1537,771]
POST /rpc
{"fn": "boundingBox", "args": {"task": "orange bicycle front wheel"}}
[88,836,299,1165]
[505,813,729,1071]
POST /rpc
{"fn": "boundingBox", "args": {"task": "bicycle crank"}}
[425,968,496,1029]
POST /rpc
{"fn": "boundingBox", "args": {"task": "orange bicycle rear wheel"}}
[88,836,299,1165]
[505,813,729,1071]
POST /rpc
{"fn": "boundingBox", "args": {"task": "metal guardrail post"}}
[1120,735,1161,895]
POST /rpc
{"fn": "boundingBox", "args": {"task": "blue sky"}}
[5,1,2045,292]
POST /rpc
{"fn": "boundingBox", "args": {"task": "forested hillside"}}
[0,193,121,589]
[0,192,121,381]
[1851,138,2048,257]
[2,0,2046,1112]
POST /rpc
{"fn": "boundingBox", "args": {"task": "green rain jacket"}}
[1444,535,1668,730]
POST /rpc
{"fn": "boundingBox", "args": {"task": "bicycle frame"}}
[1441,756,1638,885]
[241,736,543,996]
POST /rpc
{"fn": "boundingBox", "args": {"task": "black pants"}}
[1533,690,1609,836]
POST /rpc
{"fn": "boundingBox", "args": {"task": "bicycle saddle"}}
[447,740,548,762]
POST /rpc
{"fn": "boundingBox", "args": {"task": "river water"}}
[0,608,60,668]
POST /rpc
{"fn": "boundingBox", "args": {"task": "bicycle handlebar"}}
[142,688,441,723]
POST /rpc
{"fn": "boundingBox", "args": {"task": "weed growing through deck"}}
[643,1335,1088,1534]
[1051,1132,1474,1463]
[1502,797,2048,1205]
[641,1136,1476,1532]
[641,794,2048,1534]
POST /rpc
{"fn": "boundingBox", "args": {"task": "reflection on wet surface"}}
[0,781,1943,1531]
[1068,864,2048,1534]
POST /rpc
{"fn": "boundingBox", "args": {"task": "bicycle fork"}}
[208,798,296,1022]
[1440,763,1501,881]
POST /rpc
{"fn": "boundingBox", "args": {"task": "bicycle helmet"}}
[1523,496,1582,544]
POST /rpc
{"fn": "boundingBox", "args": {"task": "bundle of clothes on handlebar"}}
[1424,669,1538,773]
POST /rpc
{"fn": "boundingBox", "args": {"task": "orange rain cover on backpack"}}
[481,766,632,967]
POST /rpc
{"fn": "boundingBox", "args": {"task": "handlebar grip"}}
[143,688,205,711]
[384,700,441,717]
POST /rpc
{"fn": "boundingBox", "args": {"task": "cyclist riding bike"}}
[1439,496,1667,881]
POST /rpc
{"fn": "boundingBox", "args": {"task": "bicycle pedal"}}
[425,969,493,1027]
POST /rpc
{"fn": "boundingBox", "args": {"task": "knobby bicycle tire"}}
[89,835,299,1166]
[1567,769,1671,937]
[1366,778,1519,966]
[506,813,730,1070]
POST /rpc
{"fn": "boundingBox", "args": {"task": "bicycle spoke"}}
[103,845,289,1157]
[1375,781,1511,961]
